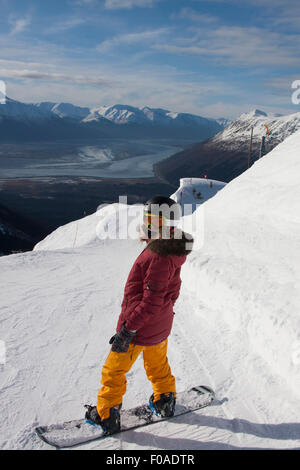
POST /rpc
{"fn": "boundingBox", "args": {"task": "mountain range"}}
[155,108,300,185]
[2,102,300,255]
[0,98,225,142]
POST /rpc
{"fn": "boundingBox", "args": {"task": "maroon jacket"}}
[116,230,193,346]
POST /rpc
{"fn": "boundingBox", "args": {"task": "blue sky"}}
[0,0,299,118]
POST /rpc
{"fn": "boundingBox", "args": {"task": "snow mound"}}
[171,177,226,215]
[183,129,300,400]
[34,203,143,251]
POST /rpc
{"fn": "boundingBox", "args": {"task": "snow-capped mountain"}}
[212,108,300,150]
[0,97,115,142]
[1,129,300,449]
[35,102,90,120]
[0,97,90,122]
[155,108,300,185]
[85,104,149,124]
[215,117,231,128]
[0,97,224,142]
[0,97,50,121]
[83,104,223,139]
[87,104,222,129]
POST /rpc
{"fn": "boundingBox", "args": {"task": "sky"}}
[0,0,299,119]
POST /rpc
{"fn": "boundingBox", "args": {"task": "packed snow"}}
[1,130,300,450]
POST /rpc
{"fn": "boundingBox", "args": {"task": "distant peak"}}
[249,109,268,118]
[110,104,137,111]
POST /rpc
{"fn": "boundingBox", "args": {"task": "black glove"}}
[110,325,136,353]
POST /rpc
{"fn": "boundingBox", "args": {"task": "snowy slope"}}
[34,203,136,252]
[1,131,300,450]
[182,128,300,400]
[216,117,231,128]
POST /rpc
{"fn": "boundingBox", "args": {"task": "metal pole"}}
[248,127,253,168]
[259,136,266,159]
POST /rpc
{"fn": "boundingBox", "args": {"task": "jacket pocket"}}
[146,282,164,292]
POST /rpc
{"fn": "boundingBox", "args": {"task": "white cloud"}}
[192,0,300,30]
[2,50,296,118]
[0,68,116,88]
[0,52,238,117]
[176,7,218,24]
[198,101,296,119]
[153,25,300,67]
[97,28,169,52]
[44,17,87,35]
[265,76,300,90]
[104,0,157,10]
[73,0,97,4]
[0,58,48,68]
[9,16,31,36]
[1,0,299,118]
[192,0,297,5]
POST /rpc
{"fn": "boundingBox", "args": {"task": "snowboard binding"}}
[85,405,121,435]
[149,392,176,418]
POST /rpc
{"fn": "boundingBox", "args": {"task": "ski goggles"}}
[143,211,178,229]
[143,212,165,229]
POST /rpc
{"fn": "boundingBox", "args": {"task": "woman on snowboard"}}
[85,196,194,435]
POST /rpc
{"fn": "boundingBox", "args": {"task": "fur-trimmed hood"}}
[146,229,194,257]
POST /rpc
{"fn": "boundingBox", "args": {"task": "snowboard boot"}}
[149,392,176,417]
[85,405,121,435]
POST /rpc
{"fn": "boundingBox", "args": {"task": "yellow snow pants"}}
[97,339,176,420]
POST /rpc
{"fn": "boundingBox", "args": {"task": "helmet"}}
[142,196,182,239]
[144,196,182,223]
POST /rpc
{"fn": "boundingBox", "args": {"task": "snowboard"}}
[36,385,215,449]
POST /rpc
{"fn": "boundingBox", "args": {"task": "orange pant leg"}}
[97,343,143,420]
[143,339,176,402]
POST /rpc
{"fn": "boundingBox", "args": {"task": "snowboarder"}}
[85,196,194,435]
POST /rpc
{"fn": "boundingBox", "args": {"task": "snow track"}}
[1,240,300,450]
